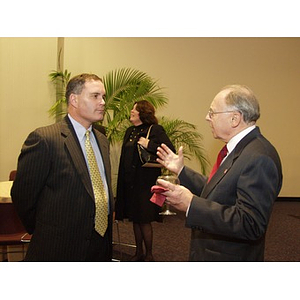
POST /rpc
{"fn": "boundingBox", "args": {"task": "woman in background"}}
[115,100,175,261]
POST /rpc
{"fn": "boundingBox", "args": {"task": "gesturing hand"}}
[156,144,184,175]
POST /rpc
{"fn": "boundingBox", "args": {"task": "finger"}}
[156,157,165,165]
[160,143,171,154]
[156,148,165,158]
[178,145,184,156]
[156,179,173,190]
[157,146,167,157]
[156,179,168,189]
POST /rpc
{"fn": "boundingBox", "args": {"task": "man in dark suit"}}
[11,73,114,261]
[156,85,282,261]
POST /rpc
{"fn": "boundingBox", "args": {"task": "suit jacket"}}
[11,116,114,261]
[179,127,282,261]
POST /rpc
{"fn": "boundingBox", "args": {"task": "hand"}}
[156,179,193,212]
[156,144,184,175]
[138,137,149,148]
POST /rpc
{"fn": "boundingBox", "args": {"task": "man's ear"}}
[231,112,242,128]
[69,94,78,108]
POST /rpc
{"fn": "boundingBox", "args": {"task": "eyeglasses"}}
[207,109,237,119]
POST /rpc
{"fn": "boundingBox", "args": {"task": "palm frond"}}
[48,97,67,118]
[159,117,209,174]
[48,70,71,119]
[103,68,168,144]
[48,68,209,175]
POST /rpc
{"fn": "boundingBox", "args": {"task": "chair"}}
[9,170,17,181]
[0,170,31,261]
[0,203,31,261]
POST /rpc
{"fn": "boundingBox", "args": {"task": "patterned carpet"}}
[112,200,300,262]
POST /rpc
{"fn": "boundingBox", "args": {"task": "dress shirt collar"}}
[68,114,92,142]
[226,125,256,154]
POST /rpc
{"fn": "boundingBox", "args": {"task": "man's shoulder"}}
[27,119,70,143]
[34,121,63,134]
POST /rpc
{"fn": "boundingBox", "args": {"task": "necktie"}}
[85,130,108,237]
[207,145,228,183]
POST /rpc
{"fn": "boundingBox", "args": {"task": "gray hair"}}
[221,85,260,123]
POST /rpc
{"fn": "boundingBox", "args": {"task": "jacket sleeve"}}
[11,130,51,233]
[179,166,206,195]
[186,154,281,241]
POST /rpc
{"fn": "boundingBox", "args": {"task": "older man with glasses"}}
[155,84,282,262]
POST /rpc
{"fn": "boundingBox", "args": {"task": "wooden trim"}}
[276,197,300,202]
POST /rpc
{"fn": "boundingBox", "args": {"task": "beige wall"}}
[1,37,299,196]
[0,37,56,181]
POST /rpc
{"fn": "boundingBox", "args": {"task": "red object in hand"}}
[150,185,168,207]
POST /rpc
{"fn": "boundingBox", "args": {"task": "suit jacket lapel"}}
[201,127,261,198]
[61,116,94,200]
[201,155,234,198]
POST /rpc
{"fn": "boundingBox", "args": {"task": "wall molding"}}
[277,197,300,202]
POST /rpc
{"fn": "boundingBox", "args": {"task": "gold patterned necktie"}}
[85,130,108,237]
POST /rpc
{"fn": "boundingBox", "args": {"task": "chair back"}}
[9,170,17,181]
[0,203,26,235]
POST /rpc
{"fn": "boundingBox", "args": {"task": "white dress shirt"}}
[224,125,256,161]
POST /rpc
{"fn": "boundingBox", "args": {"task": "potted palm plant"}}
[49,69,71,122]
[49,68,209,189]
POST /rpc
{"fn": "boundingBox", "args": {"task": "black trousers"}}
[85,229,110,262]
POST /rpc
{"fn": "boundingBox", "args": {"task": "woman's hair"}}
[221,84,260,123]
[134,100,158,125]
[65,73,102,104]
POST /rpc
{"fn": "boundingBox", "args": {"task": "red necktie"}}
[207,145,228,182]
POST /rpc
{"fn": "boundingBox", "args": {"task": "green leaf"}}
[48,67,209,175]
[102,68,168,144]
[159,117,209,174]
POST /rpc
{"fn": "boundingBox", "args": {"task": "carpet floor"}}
[112,200,300,262]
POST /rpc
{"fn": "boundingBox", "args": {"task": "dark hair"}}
[134,100,158,125]
[65,73,102,104]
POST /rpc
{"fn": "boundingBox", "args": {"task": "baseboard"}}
[276,197,300,202]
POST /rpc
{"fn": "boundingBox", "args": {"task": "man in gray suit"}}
[11,73,114,261]
[156,85,282,261]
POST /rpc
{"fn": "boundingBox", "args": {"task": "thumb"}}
[178,146,184,156]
